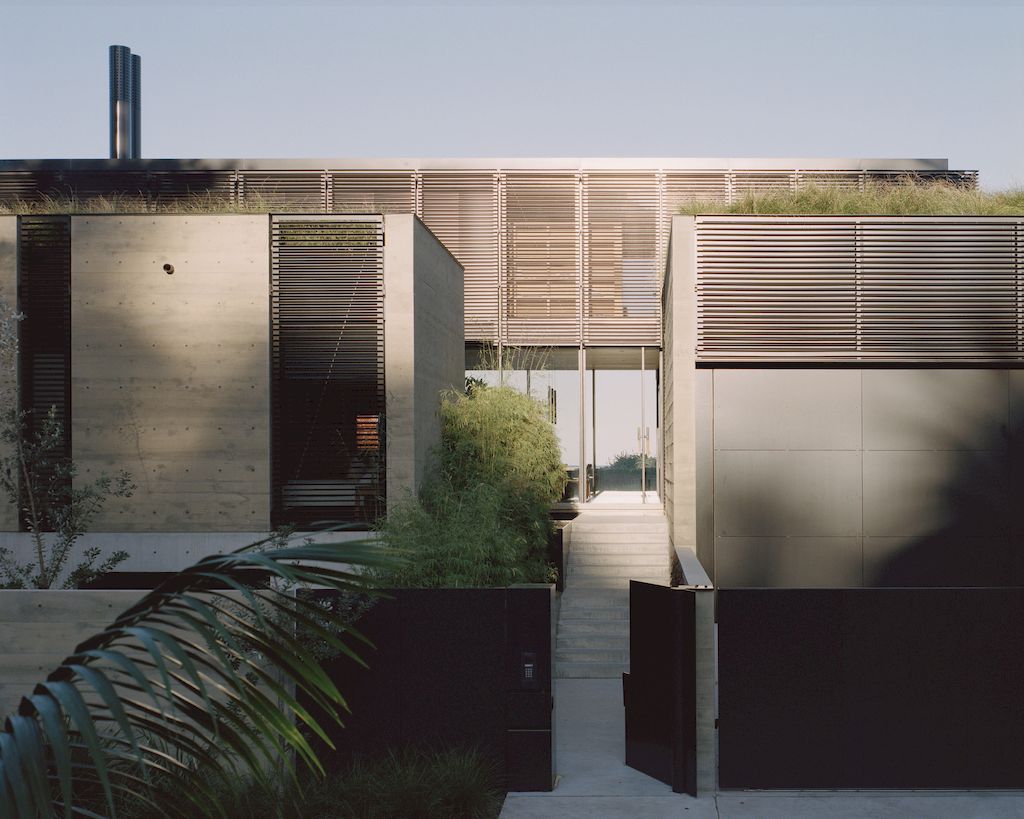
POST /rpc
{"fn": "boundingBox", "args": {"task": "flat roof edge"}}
[0,157,954,173]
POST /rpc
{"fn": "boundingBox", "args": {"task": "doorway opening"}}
[465,344,661,508]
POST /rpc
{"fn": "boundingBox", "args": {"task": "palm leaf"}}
[0,536,397,819]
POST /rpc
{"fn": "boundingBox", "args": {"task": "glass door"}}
[584,347,659,505]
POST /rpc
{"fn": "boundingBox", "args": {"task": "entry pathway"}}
[500,679,1024,819]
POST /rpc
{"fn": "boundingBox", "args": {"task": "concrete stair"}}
[555,511,670,679]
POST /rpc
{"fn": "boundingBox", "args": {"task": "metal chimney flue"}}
[109,45,141,159]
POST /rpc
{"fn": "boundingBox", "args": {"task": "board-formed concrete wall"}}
[0,590,142,715]
[0,218,18,532]
[662,217,699,566]
[71,215,270,532]
[706,368,1024,588]
[383,214,464,503]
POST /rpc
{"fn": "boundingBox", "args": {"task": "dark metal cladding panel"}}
[270,215,385,527]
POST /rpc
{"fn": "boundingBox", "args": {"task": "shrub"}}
[679,179,1024,217]
[379,385,565,587]
[322,746,503,819]
[137,745,503,819]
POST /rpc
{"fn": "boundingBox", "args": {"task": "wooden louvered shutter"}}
[18,216,72,523]
[695,216,1024,362]
[142,171,237,205]
[503,173,580,344]
[860,221,1019,358]
[271,216,385,527]
[330,172,416,214]
[663,172,730,210]
[420,172,499,341]
[697,219,858,359]
[239,171,327,209]
[582,173,661,345]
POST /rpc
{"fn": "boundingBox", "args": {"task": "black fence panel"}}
[309,585,554,792]
[719,588,1024,789]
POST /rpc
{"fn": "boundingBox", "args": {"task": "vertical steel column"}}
[640,346,647,502]
[591,365,597,494]
[579,345,586,502]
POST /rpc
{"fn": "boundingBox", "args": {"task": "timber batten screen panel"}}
[697,220,859,358]
[271,216,385,527]
[420,172,500,341]
[239,171,327,209]
[503,173,581,344]
[583,173,661,345]
[329,172,416,214]
[18,216,71,453]
[860,223,1019,356]
[695,216,1024,362]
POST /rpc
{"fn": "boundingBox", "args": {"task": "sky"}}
[0,1,1022,188]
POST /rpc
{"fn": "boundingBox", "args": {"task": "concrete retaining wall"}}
[0,589,143,716]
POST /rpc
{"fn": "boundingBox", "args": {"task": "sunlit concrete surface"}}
[586,490,660,506]
[500,679,1024,819]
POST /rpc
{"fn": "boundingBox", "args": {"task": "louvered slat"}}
[18,216,72,517]
[271,216,385,526]
[239,171,327,209]
[503,172,580,344]
[582,173,661,345]
[420,172,500,340]
[696,216,1024,361]
[330,172,416,214]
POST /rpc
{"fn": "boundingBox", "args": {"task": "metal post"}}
[640,346,647,503]
[591,365,597,497]
[578,345,586,503]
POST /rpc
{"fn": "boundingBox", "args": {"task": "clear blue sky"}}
[1,1,1021,188]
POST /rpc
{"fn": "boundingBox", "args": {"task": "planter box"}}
[310,584,556,792]
[0,590,146,716]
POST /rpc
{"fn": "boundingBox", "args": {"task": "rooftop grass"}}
[679,180,1024,217]
[0,192,391,215]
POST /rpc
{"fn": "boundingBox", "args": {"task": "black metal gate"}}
[718,588,1024,789]
[622,580,697,795]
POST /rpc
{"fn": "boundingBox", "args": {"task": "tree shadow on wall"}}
[864,369,1023,588]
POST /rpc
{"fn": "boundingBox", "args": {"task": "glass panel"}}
[585,348,660,505]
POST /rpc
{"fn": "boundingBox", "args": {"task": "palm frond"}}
[0,537,396,819]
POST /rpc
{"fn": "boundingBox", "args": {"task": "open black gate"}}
[622,580,697,795]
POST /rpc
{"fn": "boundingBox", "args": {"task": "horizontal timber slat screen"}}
[696,216,1024,362]
[270,215,385,527]
[0,162,974,348]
